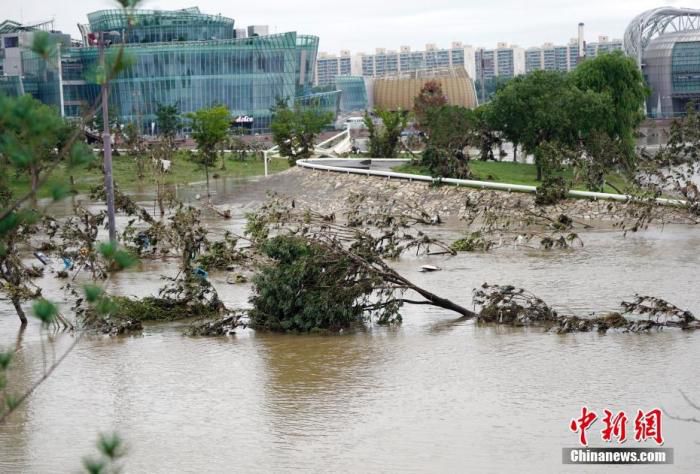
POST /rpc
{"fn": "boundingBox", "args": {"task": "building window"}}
[4,36,19,48]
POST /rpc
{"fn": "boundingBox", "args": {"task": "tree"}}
[250,235,392,331]
[635,103,700,215]
[0,94,96,324]
[155,103,180,165]
[413,80,447,128]
[0,94,69,206]
[246,196,474,333]
[270,102,333,165]
[571,51,649,168]
[421,105,476,178]
[472,106,504,161]
[364,109,407,158]
[155,103,180,141]
[122,122,147,179]
[474,76,512,103]
[575,131,628,192]
[488,70,613,181]
[484,81,525,162]
[187,105,230,199]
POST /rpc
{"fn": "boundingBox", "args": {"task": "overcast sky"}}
[2,0,688,53]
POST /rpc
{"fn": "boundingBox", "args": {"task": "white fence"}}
[295,158,686,206]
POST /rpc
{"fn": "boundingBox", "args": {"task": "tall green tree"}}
[483,80,525,161]
[155,103,181,140]
[187,105,230,199]
[270,103,333,165]
[364,110,407,158]
[155,103,181,164]
[421,105,476,178]
[571,51,649,168]
[488,70,613,181]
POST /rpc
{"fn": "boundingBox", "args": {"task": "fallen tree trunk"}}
[388,270,476,318]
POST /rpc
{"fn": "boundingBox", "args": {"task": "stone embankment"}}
[265,168,695,225]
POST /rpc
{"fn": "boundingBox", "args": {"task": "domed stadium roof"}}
[372,67,478,112]
[624,7,700,64]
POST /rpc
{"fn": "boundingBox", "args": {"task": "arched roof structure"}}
[624,7,700,65]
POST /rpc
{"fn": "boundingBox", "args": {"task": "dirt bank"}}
[259,167,695,226]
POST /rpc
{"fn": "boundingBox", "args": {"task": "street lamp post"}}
[98,31,118,244]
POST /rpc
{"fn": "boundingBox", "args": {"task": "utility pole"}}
[99,31,117,244]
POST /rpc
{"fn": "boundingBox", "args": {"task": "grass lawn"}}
[395,161,630,194]
[9,153,291,199]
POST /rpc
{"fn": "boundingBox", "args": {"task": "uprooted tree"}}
[245,196,476,332]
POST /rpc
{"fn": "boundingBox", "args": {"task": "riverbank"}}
[276,167,695,225]
[395,161,630,193]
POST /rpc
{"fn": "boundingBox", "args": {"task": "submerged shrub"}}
[248,235,394,332]
[535,176,569,205]
[451,232,493,252]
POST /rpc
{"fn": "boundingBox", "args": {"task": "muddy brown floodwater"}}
[1,172,700,473]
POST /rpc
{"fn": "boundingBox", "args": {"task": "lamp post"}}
[98,30,120,244]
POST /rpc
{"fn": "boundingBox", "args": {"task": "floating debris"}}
[420,265,441,273]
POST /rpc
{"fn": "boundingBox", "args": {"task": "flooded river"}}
[1,174,700,473]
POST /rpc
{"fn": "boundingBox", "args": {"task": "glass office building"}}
[34,7,338,132]
[334,76,369,112]
[643,31,700,117]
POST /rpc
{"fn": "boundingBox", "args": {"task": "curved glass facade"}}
[295,90,341,116]
[87,8,235,44]
[335,76,369,112]
[296,35,319,90]
[53,7,334,133]
[672,41,700,95]
[643,31,700,117]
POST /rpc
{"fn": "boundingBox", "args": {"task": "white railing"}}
[295,158,687,206]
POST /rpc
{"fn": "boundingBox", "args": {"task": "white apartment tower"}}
[340,42,476,81]
[475,43,526,80]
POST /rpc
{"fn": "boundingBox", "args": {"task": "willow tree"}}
[571,51,649,169]
[487,70,613,185]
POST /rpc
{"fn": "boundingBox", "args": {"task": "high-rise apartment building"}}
[331,42,476,84]
[315,50,352,86]
[475,43,525,80]
[524,36,624,73]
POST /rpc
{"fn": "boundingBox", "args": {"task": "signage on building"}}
[234,115,254,124]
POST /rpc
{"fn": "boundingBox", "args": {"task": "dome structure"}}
[624,7,700,117]
[371,67,478,112]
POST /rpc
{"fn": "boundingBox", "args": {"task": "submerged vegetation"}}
[473,284,700,333]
